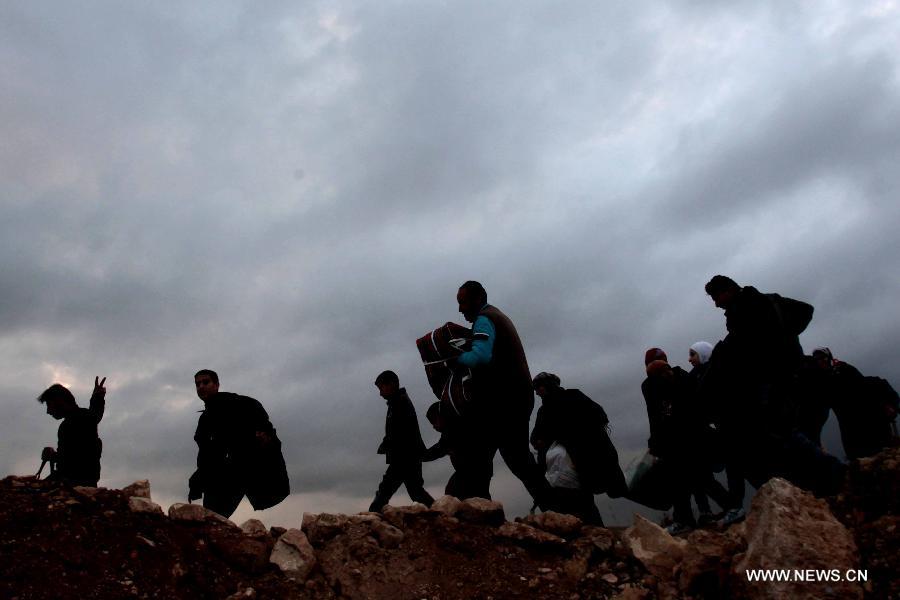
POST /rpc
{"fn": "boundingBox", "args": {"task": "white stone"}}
[270,528,317,582]
[622,514,688,579]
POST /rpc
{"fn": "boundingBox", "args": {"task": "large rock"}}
[518,511,582,538]
[496,522,567,549]
[622,514,687,580]
[209,528,273,573]
[732,477,862,600]
[122,479,151,499]
[835,446,900,527]
[270,528,317,582]
[430,495,462,517]
[302,512,349,544]
[168,503,235,526]
[456,498,505,526]
[678,528,744,597]
[381,503,429,529]
[240,519,269,537]
[128,496,163,515]
[348,513,382,524]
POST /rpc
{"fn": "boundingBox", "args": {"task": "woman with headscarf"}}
[688,342,714,383]
[689,341,745,526]
[688,341,742,524]
[642,347,736,533]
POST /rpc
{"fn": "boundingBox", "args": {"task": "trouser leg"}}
[450,443,494,500]
[402,462,435,507]
[370,463,404,512]
[667,454,696,525]
[548,488,603,526]
[694,491,711,514]
[496,414,553,509]
[671,479,696,526]
[724,460,746,509]
[719,428,748,509]
[701,473,734,511]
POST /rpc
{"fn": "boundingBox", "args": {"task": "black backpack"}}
[565,390,625,496]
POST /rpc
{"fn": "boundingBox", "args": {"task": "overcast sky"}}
[2,1,898,527]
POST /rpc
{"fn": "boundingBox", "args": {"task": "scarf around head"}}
[690,341,714,365]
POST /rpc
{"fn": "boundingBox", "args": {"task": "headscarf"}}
[644,347,668,366]
[689,341,714,365]
[646,360,673,378]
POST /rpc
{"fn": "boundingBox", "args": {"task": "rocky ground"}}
[1,446,897,599]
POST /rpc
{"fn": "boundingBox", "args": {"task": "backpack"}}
[766,293,814,336]
[862,376,899,413]
[564,390,625,496]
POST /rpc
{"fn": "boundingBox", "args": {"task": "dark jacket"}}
[704,287,813,435]
[476,304,534,416]
[792,356,834,446]
[641,366,700,457]
[191,392,290,510]
[716,286,813,383]
[377,388,427,464]
[54,391,105,486]
[531,388,626,496]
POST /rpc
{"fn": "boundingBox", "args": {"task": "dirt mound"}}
[0,478,313,600]
[1,447,898,599]
[0,480,649,599]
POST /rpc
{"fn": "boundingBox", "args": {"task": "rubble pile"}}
[0,448,897,599]
[831,446,900,600]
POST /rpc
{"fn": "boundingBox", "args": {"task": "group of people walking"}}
[369,277,898,531]
[637,276,898,533]
[33,276,898,529]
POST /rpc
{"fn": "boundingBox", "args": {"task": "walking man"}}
[369,370,435,512]
[189,370,290,518]
[454,280,552,509]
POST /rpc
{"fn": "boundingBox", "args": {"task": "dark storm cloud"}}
[658,54,900,226]
[2,2,899,525]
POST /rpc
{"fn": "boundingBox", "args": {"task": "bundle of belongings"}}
[624,449,672,511]
[416,322,474,419]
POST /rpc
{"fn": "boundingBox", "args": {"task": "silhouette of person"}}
[454,280,552,509]
[37,377,106,487]
[189,369,289,518]
[807,347,899,459]
[369,371,435,512]
[531,371,626,525]
[702,275,834,512]
[686,341,735,524]
[422,401,493,500]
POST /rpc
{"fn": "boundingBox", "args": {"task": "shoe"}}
[720,507,746,526]
[697,511,716,527]
[665,522,693,536]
